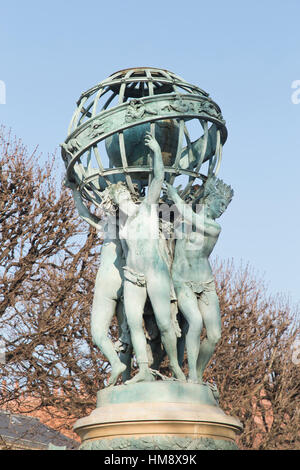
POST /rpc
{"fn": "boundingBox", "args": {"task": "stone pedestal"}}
[74,382,242,450]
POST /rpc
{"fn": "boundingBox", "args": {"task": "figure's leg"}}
[147,275,186,381]
[176,286,203,383]
[91,274,126,386]
[116,301,133,382]
[196,290,221,382]
[123,281,154,384]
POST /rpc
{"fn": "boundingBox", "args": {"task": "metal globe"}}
[61,67,227,206]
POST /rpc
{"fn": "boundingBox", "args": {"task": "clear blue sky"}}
[1,0,299,307]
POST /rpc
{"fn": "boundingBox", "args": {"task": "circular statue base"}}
[74,382,242,450]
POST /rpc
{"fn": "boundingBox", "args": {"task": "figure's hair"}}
[99,182,140,213]
[187,177,233,210]
[202,175,234,208]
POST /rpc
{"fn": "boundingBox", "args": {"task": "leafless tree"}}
[0,128,106,435]
[207,259,300,450]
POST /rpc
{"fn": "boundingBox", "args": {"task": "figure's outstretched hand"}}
[144,131,160,153]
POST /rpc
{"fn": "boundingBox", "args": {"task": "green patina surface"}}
[97,381,218,407]
[80,436,239,451]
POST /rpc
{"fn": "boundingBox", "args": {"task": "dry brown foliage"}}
[207,259,300,450]
[0,129,299,449]
[0,128,105,438]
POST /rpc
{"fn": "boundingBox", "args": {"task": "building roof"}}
[0,410,78,450]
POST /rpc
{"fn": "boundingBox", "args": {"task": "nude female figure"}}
[64,179,132,386]
[106,132,186,384]
[165,177,233,383]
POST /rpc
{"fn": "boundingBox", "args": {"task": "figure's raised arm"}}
[165,182,220,238]
[144,132,164,204]
[165,182,197,225]
[64,178,102,231]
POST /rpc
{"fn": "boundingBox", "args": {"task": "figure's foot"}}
[124,367,155,385]
[108,362,127,386]
[187,376,200,384]
[171,364,186,382]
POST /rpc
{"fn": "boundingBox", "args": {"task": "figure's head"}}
[202,176,234,219]
[100,182,139,214]
[110,181,132,206]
